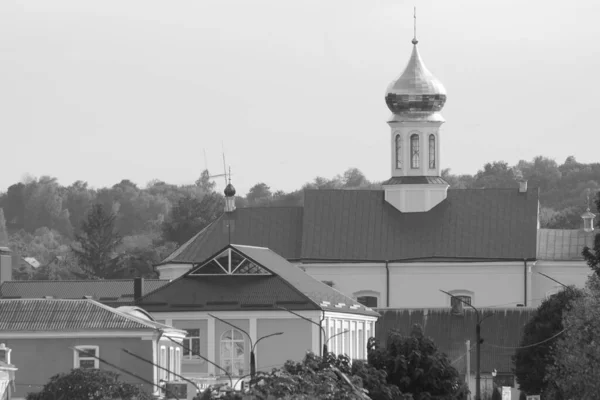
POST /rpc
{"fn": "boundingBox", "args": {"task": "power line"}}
[484,327,568,350]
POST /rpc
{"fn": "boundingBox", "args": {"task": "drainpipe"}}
[385,260,390,307]
[523,259,528,307]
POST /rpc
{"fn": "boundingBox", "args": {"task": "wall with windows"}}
[3,337,153,399]
[256,319,311,372]
[323,313,376,361]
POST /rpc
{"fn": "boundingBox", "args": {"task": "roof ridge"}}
[3,279,168,283]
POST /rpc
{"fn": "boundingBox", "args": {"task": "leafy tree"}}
[62,180,96,234]
[582,190,600,275]
[26,368,152,400]
[162,193,223,245]
[513,287,583,397]
[367,325,468,400]
[246,183,273,205]
[0,208,8,247]
[473,161,519,189]
[71,204,123,278]
[196,169,217,192]
[2,183,26,229]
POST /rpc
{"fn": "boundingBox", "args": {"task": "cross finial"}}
[587,188,591,212]
[228,166,232,184]
[412,6,418,45]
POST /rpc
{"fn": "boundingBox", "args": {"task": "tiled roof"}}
[139,245,379,317]
[162,188,538,264]
[382,176,448,185]
[536,228,598,261]
[0,298,178,332]
[0,279,169,305]
[163,206,304,265]
[376,308,536,374]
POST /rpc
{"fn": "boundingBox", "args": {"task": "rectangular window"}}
[175,348,181,377]
[356,296,378,308]
[74,346,99,369]
[183,328,201,360]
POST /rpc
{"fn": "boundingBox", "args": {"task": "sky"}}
[1,0,599,196]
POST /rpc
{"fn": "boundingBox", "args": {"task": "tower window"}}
[395,134,402,169]
[429,134,436,169]
[410,134,420,169]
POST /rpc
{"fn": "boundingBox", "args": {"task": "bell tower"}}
[383,10,449,213]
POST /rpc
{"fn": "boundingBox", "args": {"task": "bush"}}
[26,368,152,400]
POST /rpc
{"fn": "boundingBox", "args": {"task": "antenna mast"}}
[412,6,418,45]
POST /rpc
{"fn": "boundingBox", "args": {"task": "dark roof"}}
[375,308,536,374]
[163,188,538,264]
[139,244,379,317]
[0,279,169,306]
[0,298,182,332]
[537,228,598,261]
[162,206,304,264]
[382,176,448,185]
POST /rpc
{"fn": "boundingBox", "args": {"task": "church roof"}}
[537,228,598,261]
[161,188,539,264]
[140,244,379,317]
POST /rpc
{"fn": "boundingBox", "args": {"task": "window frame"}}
[410,133,420,169]
[447,290,475,308]
[395,134,402,169]
[182,328,201,362]
[428,134,436,169]
[353,290,380,308]
[73,345,99,369]
[220,329,246,377]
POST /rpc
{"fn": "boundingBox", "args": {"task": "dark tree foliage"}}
[25,368,152,400]
[162,192,223,245]
[582,190,600,276]
[368,325,469,400]
[513,287,584,397]
[71,204,123,278]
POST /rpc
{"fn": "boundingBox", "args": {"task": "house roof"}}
[375,308,536,374]
[164,188,539,264]
[0,298,185,333]
[139,244,379,317]
[0,279,170,306]
[537,228,598,261]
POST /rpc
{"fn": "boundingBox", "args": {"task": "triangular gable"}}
[188,247,271,276]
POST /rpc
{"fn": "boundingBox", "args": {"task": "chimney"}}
[0,247,12,285]
[0,343,12,365]
[518,179,528,193]
[134,277,144,301]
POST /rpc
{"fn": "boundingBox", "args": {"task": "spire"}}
[224,167,236,213]
[412,6,418,45]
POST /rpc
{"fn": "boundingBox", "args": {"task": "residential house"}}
[137,244,379,388]
[0,298,186,400]
[0,344,17,400]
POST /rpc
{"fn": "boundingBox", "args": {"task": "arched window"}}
[429,134,436,169]
[410,134,420,169]
[395,134,402,169]
[353,290,380,308]
[220,329,245,376]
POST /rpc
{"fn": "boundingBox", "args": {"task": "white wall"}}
[530,261,591,307]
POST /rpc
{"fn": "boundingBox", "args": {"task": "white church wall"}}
[530,261,591,307]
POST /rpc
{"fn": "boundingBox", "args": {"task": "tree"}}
[582,190,600,275]
[162,193,223,245]
[71,204,123,278]
[196,169,216,192]
[367,325,468,400]
[26,368,152,400]
[513,287,583,397]
[246,183,272,205]
[472,161,519,189]
[0,208,8,247]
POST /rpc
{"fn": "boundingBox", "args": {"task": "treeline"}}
[0,156,598,281]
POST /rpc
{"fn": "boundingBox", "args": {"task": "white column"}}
[152,338,159,396]
[207,318,216,375]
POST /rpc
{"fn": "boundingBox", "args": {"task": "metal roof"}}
[536,228,597,261]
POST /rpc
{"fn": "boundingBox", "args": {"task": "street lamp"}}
[440,290,494,400]
[208,314,283,379]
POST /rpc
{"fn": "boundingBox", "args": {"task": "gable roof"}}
[0,298,185,333]
[0,279,169,306]
[376,307,536,374]
[139,244,378,317]
[537,228,598,261]
[164,188,539,264]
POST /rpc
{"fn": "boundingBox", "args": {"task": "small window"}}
[395,134,402,169]
[451,295,472,309]
[220,329,245,376]
[429,134,436,169]
[410,134,420,169]
[183,329,201,360]
[356,296,378,308]
[74,346,99,369]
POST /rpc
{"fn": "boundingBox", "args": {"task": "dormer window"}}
[395,134,402,169]
[429,134,436,169]
[410,134,420,169]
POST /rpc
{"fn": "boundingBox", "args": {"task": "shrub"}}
[26,368,152,400]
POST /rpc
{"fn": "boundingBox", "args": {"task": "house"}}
[0,278,169,307]
[137,244,379,387]
[0,344,17,400]
[0,298,186,400]
[376,308,535,400]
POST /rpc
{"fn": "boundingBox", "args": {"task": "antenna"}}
[412,6,418,45]
[221,142,228,186]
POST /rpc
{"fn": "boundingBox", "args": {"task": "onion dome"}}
[385,41,447,114]
[224,183,236,197]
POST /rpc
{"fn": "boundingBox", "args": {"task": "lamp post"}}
[208,314,283,380]
[440,290,494,400]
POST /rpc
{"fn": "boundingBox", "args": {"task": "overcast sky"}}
[1,0,598,195]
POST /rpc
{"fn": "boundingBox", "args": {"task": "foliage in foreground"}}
[26,368,152,400]
[368,325,469,400]
[512,286,583,397]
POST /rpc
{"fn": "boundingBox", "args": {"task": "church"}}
[156,34,596,313]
